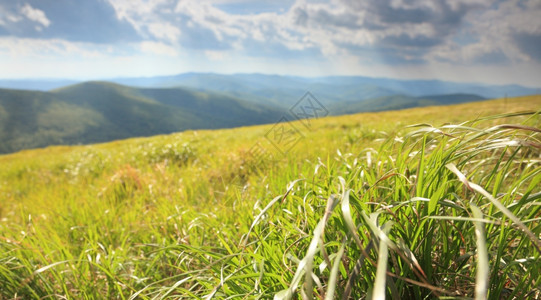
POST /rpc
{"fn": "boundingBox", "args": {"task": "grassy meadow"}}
[0,96,540,299]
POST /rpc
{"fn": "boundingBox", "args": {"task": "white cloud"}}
[455,0,541,63]
[147,22,181,43]
[140,41,179,56]
[6,14,22,23]
[20,3,51,27]
[0,4,21,24]
[108,0,174,20]
[204,50,227,60]
[0,37,117,59]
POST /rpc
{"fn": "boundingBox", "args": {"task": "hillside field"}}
[0,79,490,155]
[0,96,540,299]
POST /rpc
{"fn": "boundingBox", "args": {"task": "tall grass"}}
[228,112,541,299]
[0,98,540,299]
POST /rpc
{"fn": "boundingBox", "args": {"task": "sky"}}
[0,0,540,87]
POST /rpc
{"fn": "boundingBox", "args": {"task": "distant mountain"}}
[111,73,399,108]
[0,73,537,106]
[330,93,487,115]
[109,73,538,105]
[1,73,536,154]
[0,82,284,154]
[319,77,536,99]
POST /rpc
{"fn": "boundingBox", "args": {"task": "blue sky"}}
[0,0,540,86]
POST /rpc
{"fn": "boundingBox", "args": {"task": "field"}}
[1,96,540,299]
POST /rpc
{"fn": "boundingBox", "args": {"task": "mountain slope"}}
[330,93,487,114]
[0,82,284,154]
[0,77,525,154]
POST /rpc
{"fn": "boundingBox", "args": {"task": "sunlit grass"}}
[0,95,540,299]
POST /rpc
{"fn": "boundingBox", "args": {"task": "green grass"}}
[0,95,540,299]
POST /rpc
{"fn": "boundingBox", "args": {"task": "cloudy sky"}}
[0,0,540,86]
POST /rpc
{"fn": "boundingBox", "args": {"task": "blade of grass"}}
[324,240,346,300]
[471,204,489,300]
[303,219,325,300]
[34,260,70,274]
[446,163,541,254]
[373,222,393,300]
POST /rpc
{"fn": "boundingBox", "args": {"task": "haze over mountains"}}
[0,73,539,154]
[110,73,536,103]
[1,73,537,100]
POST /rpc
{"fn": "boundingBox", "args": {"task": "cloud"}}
[381,34,442,48]
[0,0,140,43]
[292,6,362,29]
[101,0,541,68]
[292,0,494,63]
[211,0,295,14]
[484,0,541,61]
[513,32,541,62]
[20,3,51,28]
[146,22,181,43]
[0,0,540,86]
[0,37,113,58]
[140,41,178,56]
[204,50,226,60]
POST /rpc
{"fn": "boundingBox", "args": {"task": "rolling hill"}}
[1,76,533,154]
[1,73,537,107]
[0,78,499,155]
[0,82,284,154]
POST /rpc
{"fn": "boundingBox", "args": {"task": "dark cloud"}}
[294,6,361,29]
[334,40,426,64]
[381,34,442,48]
[288,0,489,66]
[339,0,485,40]
[315,9,362,29]
[514,32,541,62]
[204,14,225,25]
[0,0,140,43]
[293,7,308,27]
[325,0,492,64]
[368,2,432,25]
